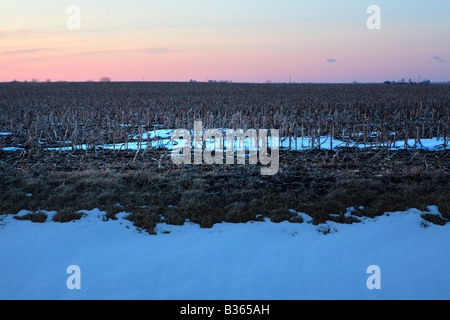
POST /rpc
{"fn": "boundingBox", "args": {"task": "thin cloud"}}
[137,47,179,54]
[433,56,446,63]
[72,47,179,56]
[0,28,30,36]
[0,28,72,37]
[327,58,338,63]
[0,48,49,55]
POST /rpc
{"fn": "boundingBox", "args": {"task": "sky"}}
[0,0,449,83]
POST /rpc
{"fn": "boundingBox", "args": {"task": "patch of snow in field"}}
[135,129,174,141]
[2,127,448,152]
[56,128,450,152]
[1,147,23,151]
[0,206,449,300]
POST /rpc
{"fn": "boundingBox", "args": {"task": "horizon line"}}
[2,80,449,85]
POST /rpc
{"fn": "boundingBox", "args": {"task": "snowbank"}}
[0,207,449,300]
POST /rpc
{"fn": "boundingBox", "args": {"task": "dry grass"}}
[52,209,84,223]
[13,211,47,223]
[1,149,448,234]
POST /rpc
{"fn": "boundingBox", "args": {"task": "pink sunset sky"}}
[1,0,449,83]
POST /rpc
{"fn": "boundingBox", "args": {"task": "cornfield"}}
[0,82,448,153]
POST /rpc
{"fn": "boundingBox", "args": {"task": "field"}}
[1,82,450,300]
[0,82,449,232]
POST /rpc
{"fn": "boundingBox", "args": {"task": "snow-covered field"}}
[1,207,449,300]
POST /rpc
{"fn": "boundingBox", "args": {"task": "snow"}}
[1,147,23,152]
[40,132,450,152]
[2,127,448,152]
[280,136,450,151]
[134,129,173,141]
[1,206,449,300]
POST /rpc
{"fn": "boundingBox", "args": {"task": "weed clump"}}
[14,211,47,223]
[52,209,84,223]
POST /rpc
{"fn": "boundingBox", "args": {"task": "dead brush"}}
[177,189,225,228]
[124,210,161,235]
[223,201,266,223]
[13,211,48,223]
[52,209,84,223]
